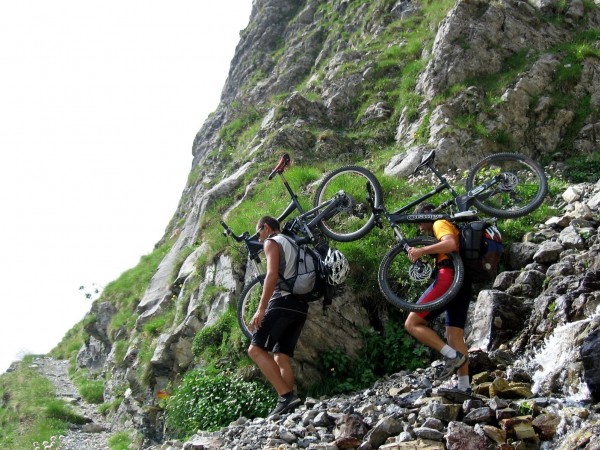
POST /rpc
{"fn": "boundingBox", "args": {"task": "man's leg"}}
[446,326,469,377]
[274,352,294,392]
[248,344,290,395]
[405,313,445,352]
[405,268,454,352]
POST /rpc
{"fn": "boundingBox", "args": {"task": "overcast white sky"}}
[0,1,253,373]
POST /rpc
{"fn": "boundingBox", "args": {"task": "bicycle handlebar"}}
[220,221,250,242]
[268,153,291,180]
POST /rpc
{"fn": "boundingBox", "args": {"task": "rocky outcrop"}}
[416,1,568,99]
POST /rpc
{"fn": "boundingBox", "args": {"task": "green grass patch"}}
[563,152,600,183]
[44,398,88,424]
[50,322,85,360]
[70,369,105,404]
[142,303,176,337]
[192,306,245,362]
[108,431,134,450]
[0,356,74,449]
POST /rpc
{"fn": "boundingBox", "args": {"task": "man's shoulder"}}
[267,233,286,244]
[266,233,295,255]
[433,220,458,237]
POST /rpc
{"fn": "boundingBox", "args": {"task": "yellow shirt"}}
[432,220,459,263]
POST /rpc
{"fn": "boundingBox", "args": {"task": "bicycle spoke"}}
[382,245,436,305]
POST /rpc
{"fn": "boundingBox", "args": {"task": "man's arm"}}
[407,234,458,263]
[249,238,279,331]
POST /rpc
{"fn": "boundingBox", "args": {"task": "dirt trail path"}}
[33,356,115,450]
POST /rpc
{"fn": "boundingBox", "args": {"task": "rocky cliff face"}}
[70,0,600,447]
[150,181,600,449]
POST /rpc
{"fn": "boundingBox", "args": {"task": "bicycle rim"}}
[313,166,383,242]
[237,276,264,340]
[378,237,464,312]
[466,153,548,218]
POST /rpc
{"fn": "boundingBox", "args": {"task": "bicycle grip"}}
[220,221,231,236]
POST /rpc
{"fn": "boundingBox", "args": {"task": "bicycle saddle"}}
[414,150,435,173]
[268,153,291,180]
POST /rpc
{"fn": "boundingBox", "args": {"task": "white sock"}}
[458,375,470,391]
[440,345,457,359]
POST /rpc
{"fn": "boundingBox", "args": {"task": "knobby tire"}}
[237,276,264,341]
[466,153,548,218]
[378,236,464,312]
[313,166,383,242]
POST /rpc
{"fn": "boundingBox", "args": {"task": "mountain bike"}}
[262,153,383,242]
[358,150,548,312]
[222,153,383,339]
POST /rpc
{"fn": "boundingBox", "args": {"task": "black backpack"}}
[457,220,504,284]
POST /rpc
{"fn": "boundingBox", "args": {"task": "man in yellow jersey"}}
[405,203,473,392]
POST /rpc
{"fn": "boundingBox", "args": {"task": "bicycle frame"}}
[274,170,349,244]
[374,206,477,249]
[221,154,338,274]
[220,221,265,276]
[369,150,504,247]
[390,150,511,217]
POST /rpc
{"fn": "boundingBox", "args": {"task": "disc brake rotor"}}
[408,262,433,282]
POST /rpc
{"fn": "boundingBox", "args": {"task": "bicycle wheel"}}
[313,166,383,242]
[466,153,548,219]
[378,237,464,312]
[237,276,264,340]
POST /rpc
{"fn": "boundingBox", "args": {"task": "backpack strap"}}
[268,234,298,292]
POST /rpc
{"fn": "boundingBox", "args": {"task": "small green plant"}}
[70,369,105,404]
[517,400,534,415]
[192,306,243,360]
[547,300,558,322]
[108,431,133,450]
[44,399,88,424]
[309,316,428,397]
[165,369,274,437]
[142,304,176,337]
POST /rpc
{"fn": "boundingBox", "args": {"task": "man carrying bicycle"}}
[405,203,473,393]
[247,216,306,416]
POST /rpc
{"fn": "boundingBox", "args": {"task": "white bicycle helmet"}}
[323,248,350,285]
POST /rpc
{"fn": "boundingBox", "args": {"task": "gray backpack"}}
[273,235,319,295]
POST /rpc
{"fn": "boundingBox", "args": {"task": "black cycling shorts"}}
[251,294,308,357]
